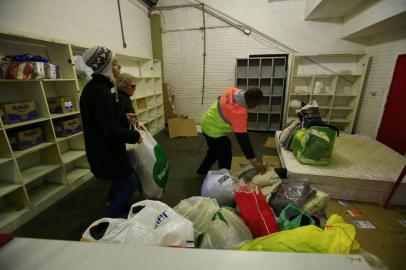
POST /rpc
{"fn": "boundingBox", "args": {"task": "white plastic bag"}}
[127,124,169,198]
[174,196,219,239]
[81,218,156,245]
[201,169,237,206]
[200,208,253,249]
[82,200,194,247]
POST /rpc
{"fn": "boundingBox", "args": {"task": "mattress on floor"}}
[275,131,406,204]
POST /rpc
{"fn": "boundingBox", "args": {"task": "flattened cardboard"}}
[264,137,276,148]
[168,118,197,138]
[231,156,250,174]
[262,155,282,168]
[353,202,406,232]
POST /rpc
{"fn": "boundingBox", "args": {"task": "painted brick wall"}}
[355,36,406,137]
[161,7,286,121]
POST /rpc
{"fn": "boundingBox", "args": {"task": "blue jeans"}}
[106,171,140,218]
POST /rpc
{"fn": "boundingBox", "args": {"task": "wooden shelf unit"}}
[285,53,369,133]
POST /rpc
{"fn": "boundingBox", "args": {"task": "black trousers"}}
[198,133,232,174]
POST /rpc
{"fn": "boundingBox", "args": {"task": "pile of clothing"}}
[0,54,60,80]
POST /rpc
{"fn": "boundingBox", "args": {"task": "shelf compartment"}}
[310,95,332,108]
[257,97,270,113]
[333,96,357,108]
[0,33,75,79]
[58,134,85,165]
[0,160,21,197]
[272,78,284,96]
[270,96,282,113]
[20,163,61,185]
[0,187,29,230]
[67,168,90,184]
[248,78,259,88]
[273,58,286,78]
[154,78,162,94]
[335,76,361,96]
[312,76,335,95]
[329,119,351,123]
[136,97,147,111]
[247,113,258,130]
[332,106,353,110]
[3,117,49,130]
[13,142,55,158]
[65,155,90,184]
[248,58,260,78]
[7,120,56,156]
[42,80,79,113]
[61,150,86,164]
[236,78,247,89]
[291,76,312,95]
[50,111,80,119]
[258,114,269,131]
[236,59,248,78]
[0,157,13,165]
[260,58,273,78]
[140,59,154,78]
[55,131,83,143]
[17,144,61,185]
[260,79,271,96]
[27,183,65,207]
[270,117,281,131]
[25,168,65,206]
[153,60,162,78]
[0,131,12,157]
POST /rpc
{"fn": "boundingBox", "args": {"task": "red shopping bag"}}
[234,185,279,238]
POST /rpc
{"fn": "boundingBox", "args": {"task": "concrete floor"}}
[14,131,275,240]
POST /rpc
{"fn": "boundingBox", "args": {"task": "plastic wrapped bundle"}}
[233,165,281,197]
[269,179,316,215]
[302,189,329,215]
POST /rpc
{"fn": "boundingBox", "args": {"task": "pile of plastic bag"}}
[81,165,386,269]
[81,168,371,263]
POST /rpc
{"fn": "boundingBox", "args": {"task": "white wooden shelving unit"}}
[0,31,163,232]
[285,53,369,133]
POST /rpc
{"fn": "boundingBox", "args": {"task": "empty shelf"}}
[67,168,91,184]
[13,142,55,158]
[61,150,86,164]
[21,164,61,185]
[0,183,21,198]
[29,184,65,206]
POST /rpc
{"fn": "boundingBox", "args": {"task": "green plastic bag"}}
[240,214,360,254]
[291,126,337,165]
[277,203,315,231]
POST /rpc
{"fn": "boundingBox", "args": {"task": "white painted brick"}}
[355,37,406,137]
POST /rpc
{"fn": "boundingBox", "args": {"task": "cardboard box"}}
[168,118,197,138]
[54,117,82,137]
[163,84,176,122]
[1,101,38,124]
[9,127,45,150]
[47,97,74,114]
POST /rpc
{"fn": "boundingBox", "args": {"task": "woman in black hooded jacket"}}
[79,46,141,217]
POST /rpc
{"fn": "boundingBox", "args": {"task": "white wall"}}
[0,0,152,58]
[199,0,364,53]
[159,0,368,122]
[341,0,406,38]
[355,33,406,137]
[160,2,286,121]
